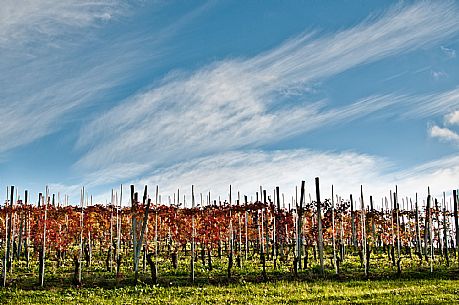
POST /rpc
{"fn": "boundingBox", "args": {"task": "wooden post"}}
[6,186,14,274]
[414,193,421,255]
[131,185,138,278]
[361,186,368,277]
[425,188,433,272]
[2,187,10,287]
[17,191,24,261]
[434,198,442,257]
[236,192,241,262]
[260,202,266,279]
[154,185,159,283]
[350,194,357,249]
[263,190,270,261]
[424,195,430,262]
[116,185,122,277]
[370,196,376,247]
[454,190,459,263]
[394,188,401,275]
[228,185,233,279]
[244,195,248,261]
[276,187,281,265]
[332,186,337,274]
[340,196,346,261]
[135,185,150,284]
[88,196,92,267]
[109,190,113,272]
[39,188,48,287]
[191,185,195,282]
[78,187,84,285]
[442,192,449,266]
[297,181,305,270]
[389,192,395,265]
[25,190,30,268]
[315,178,324,275]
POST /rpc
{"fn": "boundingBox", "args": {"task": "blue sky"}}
[2,1,459,205]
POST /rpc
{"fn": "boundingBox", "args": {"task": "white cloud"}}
[123,149,389,206]
[428,124,459,143]
[0,2,208,154]
[78,149,459,207]
[445,110,459,125]
[0,0,131,153]
[389,154,459,201]
[441,45,457,58]
[76,2,459,184]
[0,0,128,47]
[431,70,447,80]
[402,87,459,118]
[0,47,150,153]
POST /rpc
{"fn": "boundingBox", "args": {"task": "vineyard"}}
[1,179,459,303]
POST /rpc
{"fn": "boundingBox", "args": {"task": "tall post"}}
[39,187,48,287]
[237,192,242,262]
[442,192,449,266]
[17,192,24,261]
[390,192,395,263]
[331,186,337,274]
[339,195,345,261]
[191,185,195,282]
[228,185,233,278]
[424,193,430,262]
[434,199,442,256]
[131,185,139,279]
[276,187,283,263]
[263,189,269,261]
[315,178,324,274]
[370,196,376,245]
[154,185,159,283]
[2,186,11,287]
[25,190,30,268]
[454,190,459,263]
[394,187,401,274]
[6,186,14,274]
[78,187,84,285]
[297,181,305,270]
[244,195,248,261]
[109,190,114,272]
[350,195,357,249]
[116,185,122,277]
[260,190,266,279]
[135,185,150,284]
[361,186,368,277]
[425,188,433,272]
[414,193,421,254]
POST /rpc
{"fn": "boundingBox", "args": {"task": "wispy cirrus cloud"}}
[0,44,157,154]
[0,0,128,47]
[0,1,210,155]
[401,87,459,119]
[76,1,459,184]
[0,0,132,154]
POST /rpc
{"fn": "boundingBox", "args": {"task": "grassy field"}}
[1,252,458,304]
[1,277,458,304]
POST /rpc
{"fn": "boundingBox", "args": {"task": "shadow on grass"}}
[6,262,459,292]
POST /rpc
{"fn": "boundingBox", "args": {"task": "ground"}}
[1,252,458,304]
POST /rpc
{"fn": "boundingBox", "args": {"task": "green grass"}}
[1,250,459,304]
[1,278,458,304]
